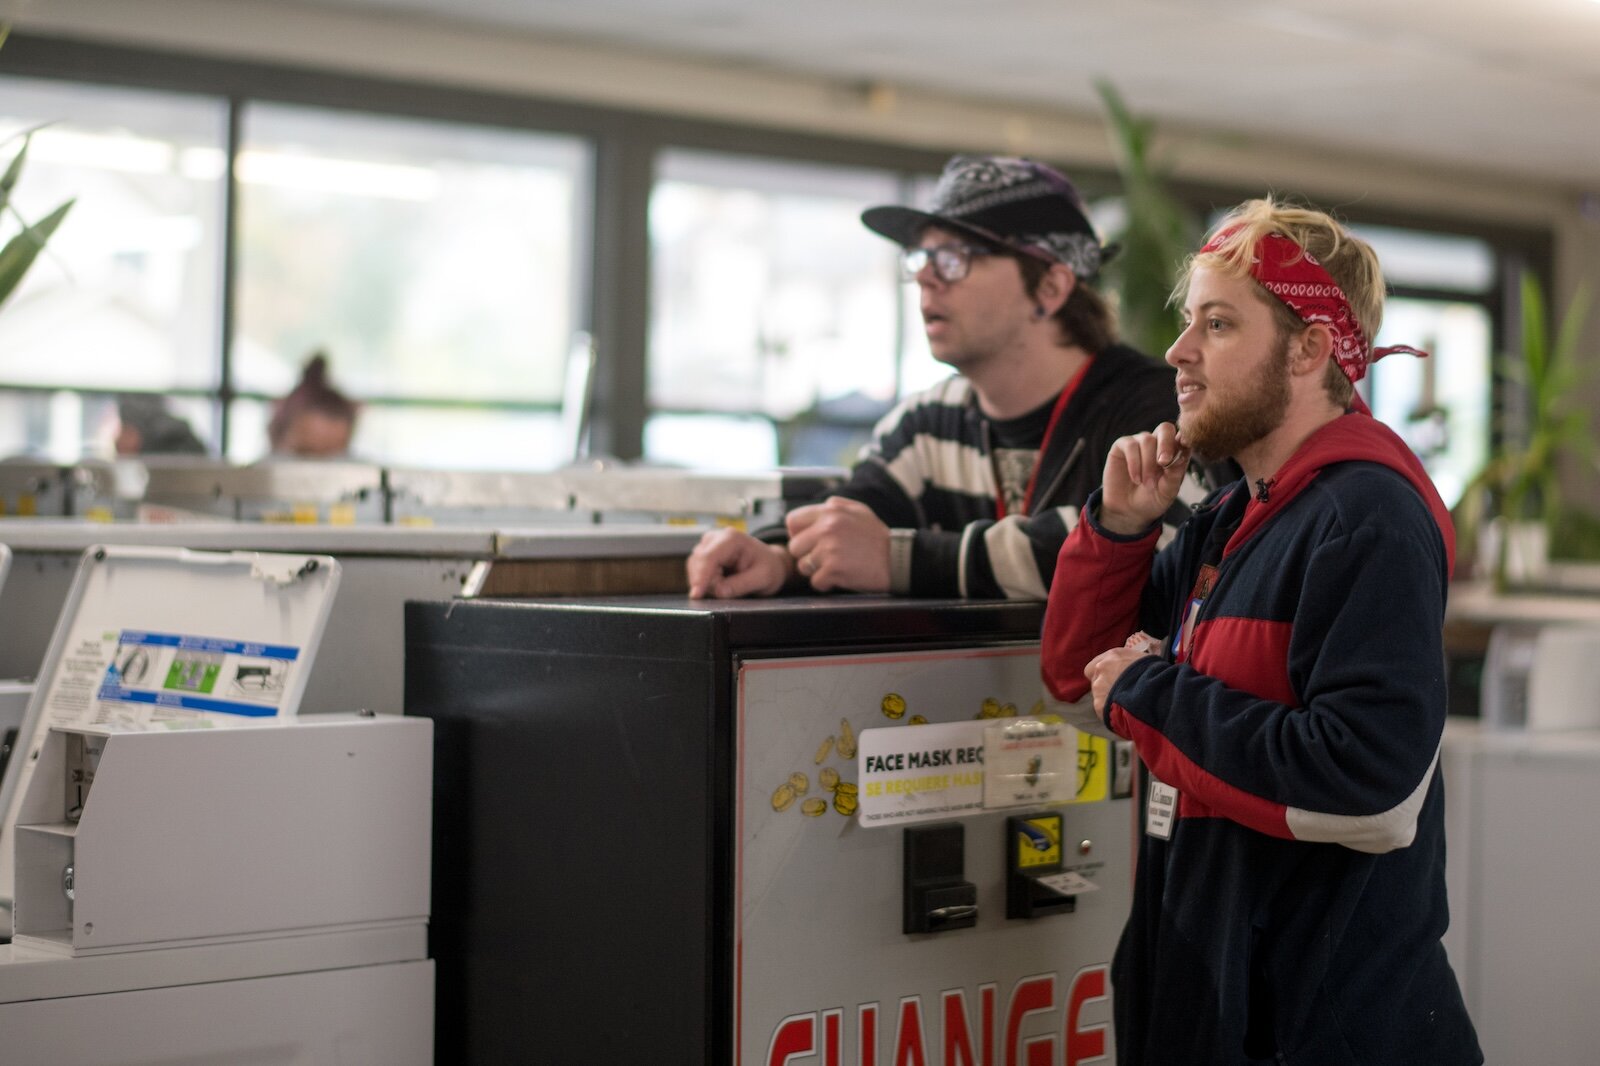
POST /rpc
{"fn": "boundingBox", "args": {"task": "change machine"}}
[0,546,433,1065]
[406,594,1136,1065]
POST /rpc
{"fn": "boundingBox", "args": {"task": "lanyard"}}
[994,356,1094,520]
[1172,564,1218,664]
[1171,492,1243,663]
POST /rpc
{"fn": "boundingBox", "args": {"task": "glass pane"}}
[1348,224,1495,294]
[649,150,900,421]
[234,103,590,406]
[644,413,778,471]
[0,76,226,391]
[1200,211,1496,296]
[1366,298,1492,507]
[0,390,215,463]
[226,398,566,470]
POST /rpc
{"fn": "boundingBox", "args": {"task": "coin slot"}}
[1005,811,1077,919]
[902,821,978,935]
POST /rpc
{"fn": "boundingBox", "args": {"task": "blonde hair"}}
[1173,197,1386,406]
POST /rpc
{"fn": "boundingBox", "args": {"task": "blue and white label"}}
[91,629,301,724]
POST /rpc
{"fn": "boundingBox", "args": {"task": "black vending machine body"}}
[406,594,1084,1064]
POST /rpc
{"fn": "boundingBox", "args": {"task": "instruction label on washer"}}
[45,628,300,729]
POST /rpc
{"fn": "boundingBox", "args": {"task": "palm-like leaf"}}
[1458,270,1595,582]
[0,24,76,309]
[0,197,73,309]
[1093,79,1198,358]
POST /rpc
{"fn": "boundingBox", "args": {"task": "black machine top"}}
[408,593,1047,659]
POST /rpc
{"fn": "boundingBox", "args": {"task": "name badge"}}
[1146,779,1179,840]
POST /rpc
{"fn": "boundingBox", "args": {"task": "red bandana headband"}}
[1199,228,1428,384]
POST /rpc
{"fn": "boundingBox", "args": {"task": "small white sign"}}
[1147,779,1179,840]
[1035,870,1101,896]
[981,719,1072,808]
[856,720,987,827]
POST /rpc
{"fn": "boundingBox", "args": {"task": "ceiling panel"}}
[300,0,1600,184]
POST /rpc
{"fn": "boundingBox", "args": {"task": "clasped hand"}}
[686,496,889,598]
[1085,632,1164,723]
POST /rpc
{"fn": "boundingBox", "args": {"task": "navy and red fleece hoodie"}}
[1042,413,1481,1065]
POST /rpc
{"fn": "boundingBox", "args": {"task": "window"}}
[0,75,226,458]
[647,150,902,467]
[0,41,1540,485]
[1355,225,1497,507]
[231,103,590,464]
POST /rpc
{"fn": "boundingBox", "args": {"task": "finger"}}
[785,503,823,537]
[1137,434,1169,484]
[714,563,774,599]
[1124,631,1159,654]
[1107,435,1145,487]
[1159,453,1191,496]
[685,543,723,598]
[787,526,818,561]
[1153,423,1188,469]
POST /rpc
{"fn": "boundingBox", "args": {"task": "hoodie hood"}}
[1225,411,1456,577]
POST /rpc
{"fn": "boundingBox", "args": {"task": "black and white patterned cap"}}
[862,155,1112,279]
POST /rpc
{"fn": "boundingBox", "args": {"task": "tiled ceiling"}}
[302,0,1600,186]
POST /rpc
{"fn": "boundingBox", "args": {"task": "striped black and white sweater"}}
[826,343,1184,599]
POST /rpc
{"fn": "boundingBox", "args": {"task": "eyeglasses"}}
[900,242,993,284]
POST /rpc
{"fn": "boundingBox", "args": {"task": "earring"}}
[1032,305,1047,320]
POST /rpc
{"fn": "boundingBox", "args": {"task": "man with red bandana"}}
[1041,199,1481,1064]
[688,155,1193,601]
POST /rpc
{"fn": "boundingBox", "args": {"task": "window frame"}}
[0,30,1552,468]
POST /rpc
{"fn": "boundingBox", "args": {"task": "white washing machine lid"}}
[0,544,341,916]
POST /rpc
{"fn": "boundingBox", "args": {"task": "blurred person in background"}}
[268,351,359,458]
[114,394,208,457]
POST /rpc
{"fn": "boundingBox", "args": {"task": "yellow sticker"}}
[329,502,357,526]
[1074,731,1110,803]
[1016,814,1062,869]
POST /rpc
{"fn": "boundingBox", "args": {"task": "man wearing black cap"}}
[687,154,1184,600]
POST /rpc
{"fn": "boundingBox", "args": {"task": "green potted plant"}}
[0,23,75,310]
[1456,269,1595,588]
[1092,78,1199,359]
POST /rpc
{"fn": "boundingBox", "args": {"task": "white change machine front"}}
[0,546,433,1065]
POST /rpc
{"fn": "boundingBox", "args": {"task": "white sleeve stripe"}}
[883,436,992,503]
[957,523,976,598]
[982,518,1048,599]
[1283,745,1439,855]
